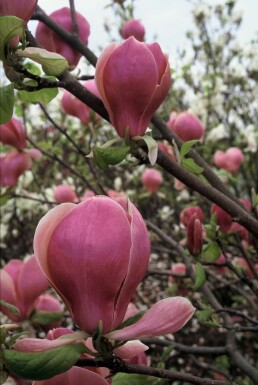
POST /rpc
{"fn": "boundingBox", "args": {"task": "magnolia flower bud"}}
[0,117,26,150]
[180,206,204,227]
[0,0,37,22]
[95,37,171,138]
[121,19,145,41]
[35,7,90,68]
[168,112,204,141]
[34,196,150,334]
[53,184,78,203]
[187,215,203,256]
[141,168,163,192]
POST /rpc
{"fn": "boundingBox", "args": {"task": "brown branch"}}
[76,358,234,385]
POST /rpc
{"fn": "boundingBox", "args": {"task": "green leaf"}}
[0,327,7,345]
[202,242,221,263]
[31,311,63,326]
[112,373,148,385]
[0,16,25,61]
[0,191,12,207]
[135,135,158,165]
[0,83,14,124]
[181,158,204,175]
[3,343,86,380]
[93,146,130,169]
[0,300,20,317]
[196,309,213,323]
[193,262,206,291]
[16,47,69,76]
[180,140,199,159]
[18,83,58,105]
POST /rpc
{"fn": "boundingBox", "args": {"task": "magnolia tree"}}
[0,1,258,385]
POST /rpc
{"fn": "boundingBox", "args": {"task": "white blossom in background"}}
[206,123,229,142]
[192,3,210,20]
[158,205,174,220]
[114,176,122,191]
[230,9,243,24]
[241,124,258,153]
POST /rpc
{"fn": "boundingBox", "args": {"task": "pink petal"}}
[0,269,18,320]
[18,255,49,308]
[13,331,87,352]
[111,200,150,330]
[114,340,148,359]
[108,297,195,340]
[33,366,110,385]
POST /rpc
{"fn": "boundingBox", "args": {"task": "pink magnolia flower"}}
[121,19,145,41]
[141,168,163,192]
[95,36,171,138]
[0,256,49,321]
[34,196,150,335]
[211,204,232,233]
[0,0,37,22]
[233,257,253,278]
[180,206,204,227]
[213,147,244,173]
[34,196,195,342]
[35,7,90,69]
[167,112,204,141]
[61,81,100,124]
[53,184,78,203]
[0,150,31,187]
[0,117,26,150]
[187,215,203,256]
[158,142,176,160]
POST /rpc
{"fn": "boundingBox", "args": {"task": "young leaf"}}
[0,83,14,124]
[18,85,58,105]
[93,146,130,169]
[193,262,206,291]
[180,139,199,159]
[0,16,25,61]
[3,343,86,380]
[16,48,69,76]
[202,242,221,263]
[0,300,20,317]
[181,158,204,175]
[133,135,158,165]
[112,373,147,385]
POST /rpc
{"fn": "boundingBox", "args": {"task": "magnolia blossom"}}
[61,81,100,124]
[34,196,195,343]
[34,196,151,334]
[0,117,26,150]
[121,19,145,41]
[0,0,37,22]
[53,184,78,203]
[0,255,49,321]
[213,147,244,173]
[0,150,31,187]
[35,7,90,68]
[141,168,163,192]
[167,112,205,142]
[95,37,171,137]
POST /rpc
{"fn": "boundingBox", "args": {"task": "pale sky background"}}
[29,0,258,61]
